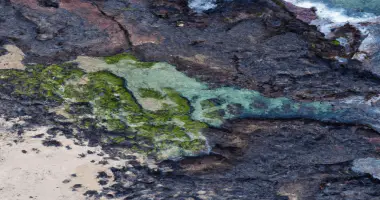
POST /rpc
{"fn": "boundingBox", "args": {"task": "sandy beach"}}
[0,118,124,200]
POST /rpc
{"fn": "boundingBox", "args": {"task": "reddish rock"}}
[115,14,164,46]
[7,0,128,62]
[284,1,318,23]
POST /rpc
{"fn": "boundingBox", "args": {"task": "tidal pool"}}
[75,54,380,132]
[1,52,378,160]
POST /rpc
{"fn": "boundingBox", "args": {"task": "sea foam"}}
[188,0,217,12]
[284,0,380,60]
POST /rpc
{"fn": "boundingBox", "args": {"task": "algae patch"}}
[0,63,208,160]
[2,53,380,160]
[75,53,380,133]
[74,55,336,126]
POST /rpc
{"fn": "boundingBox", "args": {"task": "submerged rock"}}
[1,49,380,160]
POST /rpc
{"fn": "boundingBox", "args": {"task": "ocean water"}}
[75,56,380,133]
[189,0,380,14]
[283,0,380,65]
[187,0,380,77]
[182,1,380,132]
[313,0,380,15]
[284,0,379,26]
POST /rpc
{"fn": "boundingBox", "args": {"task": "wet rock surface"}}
[0,0,380,200]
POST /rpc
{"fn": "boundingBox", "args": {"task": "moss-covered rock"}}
[104,53,155,68]
[331,40,341,46]
[104,53,138,64]
[0,63,209,160]
[0,64,84,101]
[138,88,165,99]
[3,52,379,160]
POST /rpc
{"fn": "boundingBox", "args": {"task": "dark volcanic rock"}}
[0,1,380,199]
[0,0,378,101]
[1,0,379,100]
[38,0,59,8]
[0,0,128,63]
[42,139,62,147]
[90,119,380,200]
[284,1,317,23]
[160,119,380,199]
[91,0,380,101]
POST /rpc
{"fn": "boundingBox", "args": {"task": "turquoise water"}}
[190,0,380,15]
[318,0,380,15]
[286,0,380,68]
[76,57,380,132]
[285,0,380,19]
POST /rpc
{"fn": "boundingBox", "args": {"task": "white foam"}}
[285,0,376,24]
[283,0,380,59]
[188,0,217,12]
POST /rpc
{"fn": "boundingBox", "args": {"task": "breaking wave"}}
[284,0,380,61]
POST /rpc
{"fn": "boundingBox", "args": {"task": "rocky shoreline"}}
[1,0,380,199]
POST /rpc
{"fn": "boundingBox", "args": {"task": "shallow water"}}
[75,56,380,132]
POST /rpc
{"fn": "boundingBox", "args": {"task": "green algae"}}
[74,54,380,135]
[162,88,191,114]
[138,88,165,99]
[0,63,209,160]
[0,57,342,160]
[73,56,340,128]
[3,52,379,160]
[104,53,138,64]
[104,53,155,68]
[331,40,341,46]
[200,99,218,109]
[0,63,84,101]
[112,136,126,144]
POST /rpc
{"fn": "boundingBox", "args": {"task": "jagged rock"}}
[0,0,128,63]
[38,0,59,8]
[284,1,317,23]
[92,0,380,101]
[0,0,377,101]
[0,1,378,200]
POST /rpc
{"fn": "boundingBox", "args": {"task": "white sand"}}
[0,123,125,200]
[0,45,25,70]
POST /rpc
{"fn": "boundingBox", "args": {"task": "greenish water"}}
[7,54,372,160]
[76,55,380,133]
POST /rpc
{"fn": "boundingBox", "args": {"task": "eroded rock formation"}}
[0,0,379,199]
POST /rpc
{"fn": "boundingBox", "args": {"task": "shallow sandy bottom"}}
[0,125,124,200]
